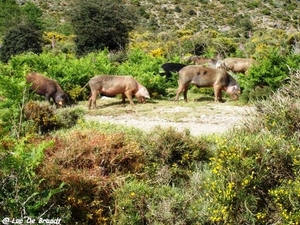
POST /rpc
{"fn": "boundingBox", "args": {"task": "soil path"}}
[85,98,255,136]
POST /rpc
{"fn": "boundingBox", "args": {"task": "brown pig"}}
[88,75,150,109]
[216,57,256,73]
[174,65,240,102]
[26,72,67,106]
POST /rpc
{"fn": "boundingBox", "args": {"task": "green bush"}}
[201,69,300,224]
[0,138,68,219]
[24,101,84,134]
[239,48,299,101]
[141,127,211,184]
[0,22,43,63]
[69,0,138,56]
[113,179,193,224]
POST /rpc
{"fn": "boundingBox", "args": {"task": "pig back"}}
[89,75,139,95]
[26,72,55,94]
[179,66,227,87]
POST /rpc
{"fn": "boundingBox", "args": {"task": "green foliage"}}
[113,179,192,224]
[0,138,69,218]
[239,48,299,101]
[24,101,84,134]
[0,22,43,63]
[0,71,28,138]
[142,127,211,184]
[0,1,44,62]
[69,0,138,56]
[0,0,21,34]
[5,51,116,102]
[254,69,300,137]
[20,1,44,29]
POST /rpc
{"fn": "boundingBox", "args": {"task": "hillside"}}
[32,0,299,34]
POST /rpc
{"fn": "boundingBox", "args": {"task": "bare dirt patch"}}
[84,97,255,136]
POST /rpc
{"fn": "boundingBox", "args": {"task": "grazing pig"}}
[174,65,240,102]
[160,63,187,80]
[26,72,67,106]
[193,57,219,68]
[88,75,150,109]
[182,55,219,68]
[216,57,256,73]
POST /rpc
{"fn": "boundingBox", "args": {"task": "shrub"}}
[253,69,300,137]
[239,48,299,101]
[24,101,84,134]
[0,138,69,219]
[141,127,211,184]
[113,179,192,224]
[37,129,146,224]
[69,0,138,56]
[0,22,43,63]
[202,69,300,223]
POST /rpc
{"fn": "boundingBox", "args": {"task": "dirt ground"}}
[84,96,256,136]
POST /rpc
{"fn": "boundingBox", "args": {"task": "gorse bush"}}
[142,127,211,184]
[202,69,300,224]
[24,101,84,134]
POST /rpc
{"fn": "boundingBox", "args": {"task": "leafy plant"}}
[142,127,211,184]
[0,22,43,63]
[239,48,299,101]
[69,0,138,56]
[0,138,69,219]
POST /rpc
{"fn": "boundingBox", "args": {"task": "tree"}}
[69,0,138,56]
[0,22,43,63]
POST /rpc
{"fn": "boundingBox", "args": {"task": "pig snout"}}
[135,87,150,103]
[226,85,240,100]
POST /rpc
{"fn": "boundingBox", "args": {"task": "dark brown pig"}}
[174,65,240,102]
[26,72,67,106]
[88,75,150,109]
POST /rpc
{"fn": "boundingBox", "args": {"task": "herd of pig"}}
[25,56,256,108]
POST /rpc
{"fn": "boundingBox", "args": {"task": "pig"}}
[26,72,67,106]
[182,55,219,68]
[174,65,240,102]
[216,57,256,73]
[160,63,187,80]
[192,57,219,68]
[88,75,150,109]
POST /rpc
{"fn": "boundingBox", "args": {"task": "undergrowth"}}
[1,63,300,223]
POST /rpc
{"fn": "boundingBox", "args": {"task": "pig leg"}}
[45,94,51,103]
[213,85,224,102]
[174,82,187,101]
[88,91,98,109]
[121,94,126,104]
[124,91,135,105]
[183,87,189,102]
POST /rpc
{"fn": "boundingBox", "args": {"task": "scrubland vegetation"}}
[0,0,300,224]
